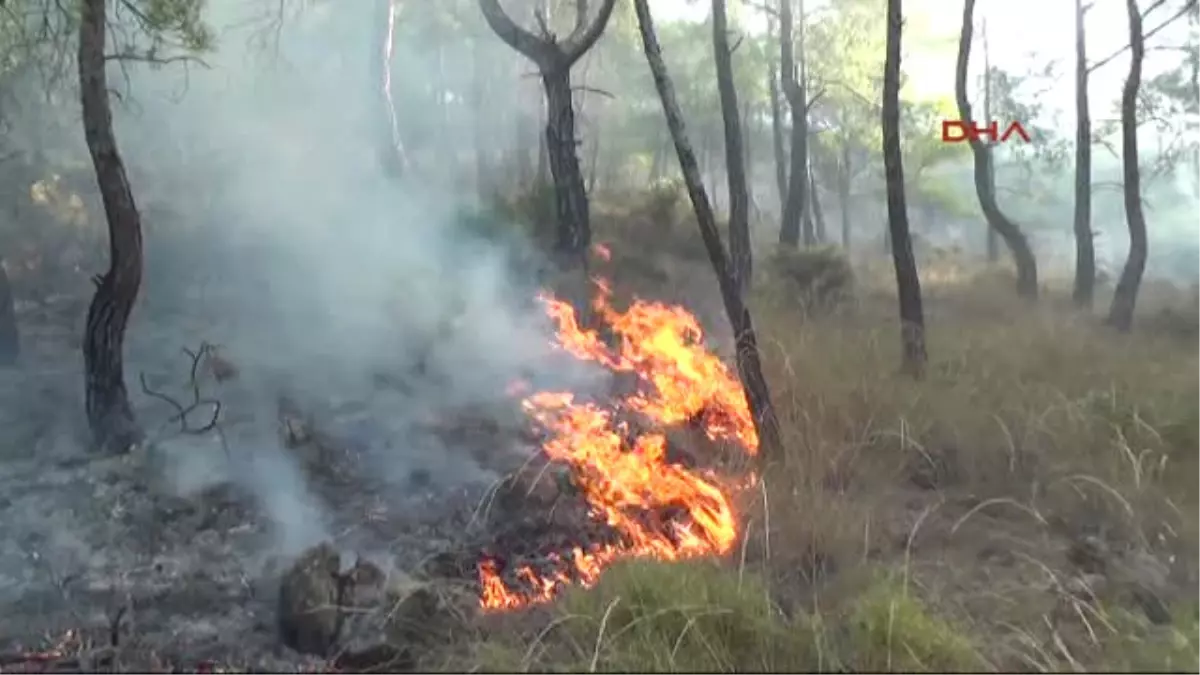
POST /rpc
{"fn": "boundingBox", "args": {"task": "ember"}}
[477,274,758,611]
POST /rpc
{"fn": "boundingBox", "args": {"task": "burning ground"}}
[0,237,776,672]
[1,231,1196,673]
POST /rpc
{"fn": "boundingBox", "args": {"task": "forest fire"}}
[477,277,758,611]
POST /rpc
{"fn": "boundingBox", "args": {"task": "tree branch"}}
[1088,0,1196,72]
[478,0,554,67]
[562,0,617,65]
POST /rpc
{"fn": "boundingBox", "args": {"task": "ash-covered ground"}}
[0,275,597,670]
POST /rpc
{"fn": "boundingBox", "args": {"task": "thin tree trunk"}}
[882,0,927,377]
[809,168,826,243]
[79,0,145,452]
[374,0,407,177]
[742,98,758,224]
[838,141,851,249]
[1072,0,1095,308]
[778,0,811,247]
[955,0,1039,299]
[1107,0,1147,331]
[713,0,752,294]
[0,261,16,366]
[767,24,788,212]
[982,17,998,262]
[632,0,783,464]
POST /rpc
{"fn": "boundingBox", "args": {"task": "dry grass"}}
[437,192,1198,673]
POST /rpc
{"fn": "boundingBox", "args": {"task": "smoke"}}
[64,0,598,555]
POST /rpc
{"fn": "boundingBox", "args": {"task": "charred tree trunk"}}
[542,69,590,260]
[982,18,998,262]
[633,0,783,464]
[1072,0,1095,309]
[882,0,927,377]
[1107,0,1147,331]
[0,261,16,366]
[809,169,826,243]
[779,0,813,247]
[79,0,144,453]
[479,0,617,268]
[955,0,1038,299]
[713,0,752,294]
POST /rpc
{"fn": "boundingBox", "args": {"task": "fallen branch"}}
[139,341,222,436]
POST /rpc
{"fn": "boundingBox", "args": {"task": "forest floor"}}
[0,193,1197,673]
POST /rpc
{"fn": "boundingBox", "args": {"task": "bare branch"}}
[562,0,617,65]
[139,341,222,436]
[1089,0,1196,72]
[479,0,555,67]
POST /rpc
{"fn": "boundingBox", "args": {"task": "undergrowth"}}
[439,191,1198,673]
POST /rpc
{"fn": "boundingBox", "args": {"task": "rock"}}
[277,542,342,656]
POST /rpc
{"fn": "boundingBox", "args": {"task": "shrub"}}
[766,245,855,310]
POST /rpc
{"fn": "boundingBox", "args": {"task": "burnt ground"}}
[0,285,561,671]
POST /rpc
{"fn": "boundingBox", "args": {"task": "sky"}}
[651,0,1196,127]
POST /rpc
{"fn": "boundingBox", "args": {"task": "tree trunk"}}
[1072,0,1095,308]
[713,0,752,294]
[374,0,407,178]
[0,261,17,366]
[1107,0,1147,331]
[982,18,998,262]
[809,169,826,243]
[536,123,549,187]
[477,0,617,266]
[742,98,757,224]
[767,40,788,212]
[778,0,812,247]
[955,0,1038,299]
[541,69,591,262]
[632,0,783,464]
[838,142,852,249]
[79,0,145,453]
[882,0,927,377]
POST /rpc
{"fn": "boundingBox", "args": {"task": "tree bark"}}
[79,0,144,453]
[1107,0,1148,331]
[882,0,927,377]
[982,18,998,262]
[0,261,17,366]
[1072,0,1095,309]
[955,0,1039,299]
[778,0,813,247]
[478,0,618,266]
[713,0,752,294]
[632,0,783,464]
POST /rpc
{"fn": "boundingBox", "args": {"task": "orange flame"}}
[478,280,758,611]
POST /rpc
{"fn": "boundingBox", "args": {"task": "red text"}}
[941,120,1031,144]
